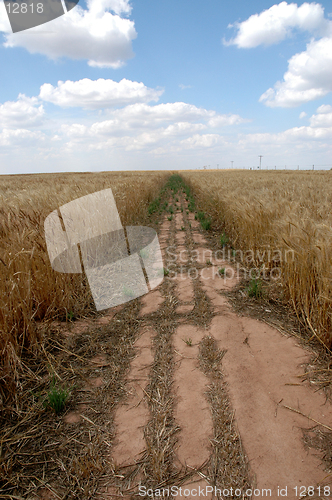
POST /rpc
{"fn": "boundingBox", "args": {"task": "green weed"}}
[200,218,211,230]
[220,233,229,247]
[43,377,70,415]
[247,278,263,298]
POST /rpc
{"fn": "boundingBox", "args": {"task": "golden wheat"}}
[182,169,332,348]
[0,170,168,403]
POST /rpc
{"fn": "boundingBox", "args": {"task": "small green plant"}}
[188,196,195,212]
[148,197,161,215]
[163,268,169,276]
[183,338,193,346]
[206,259,212,266]
[181,207,183,212]
[169,206,174,214]
[200,218,211,231]
[247,278,263,298]
[220,233,229,247]
[66,310,75,321]
[43,377,70,414]
[218,267,226,276]
[168,215,173,221]
[186,211,189,215]
[181,226,185,231]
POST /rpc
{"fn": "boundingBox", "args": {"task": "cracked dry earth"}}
[43,193,332,500]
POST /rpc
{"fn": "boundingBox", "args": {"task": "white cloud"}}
[315,104,332,113]
[0,95,44,128]
[299,111,307,118]
[0,128,45,147]
[225,2,332,108]
[238,123,332,149]
[163,122,206,136]
[61,123,88,137]
[114,102,209,124]
[109,102,246,128]
[309,104,332,126]
[180,134,223,149]
[0,0,10,32]
[208,114,247,127]
[0,0,136,68]
[225,1,330,48]
[57,101,246,153]
[39,78,163,109]
[259,37,332,107]
[87,0,132,17]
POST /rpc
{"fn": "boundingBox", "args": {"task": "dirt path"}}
[54,187,332,499]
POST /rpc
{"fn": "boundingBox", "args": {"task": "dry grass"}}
[0,298,143,498]
[182,170,332,349]
[199,335,253,497]
[0,171,168,406]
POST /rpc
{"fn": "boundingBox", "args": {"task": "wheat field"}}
[2,168,332,405]
[182,169,332,349]
[0,171,168,405]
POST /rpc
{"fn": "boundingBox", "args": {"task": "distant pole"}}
[217,164,219,169]
[258,155,263,169]
[297,165,299,170]
[275,166,276,170]
[231,161,234,169]
[313,164,314,170]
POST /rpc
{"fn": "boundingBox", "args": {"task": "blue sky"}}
[0,0,332,173]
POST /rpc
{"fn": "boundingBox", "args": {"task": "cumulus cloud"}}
[0,80,248,158]
[109,102,246,128]
[39,78,163,109]
[61,123,88,137]
[259,37,332,107]
[224,1,330,48]
[57,101,247,152]
[0,95,44,128]
[0,128,45,147]
[0,0,136,68]
[309,104,332,127]
[225,2,332,107]
[180,134,223,149]
[238,122,332,150]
